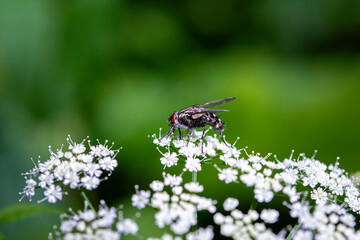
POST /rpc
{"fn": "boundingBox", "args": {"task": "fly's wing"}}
[195,109,229,113]
[186,108,229,119]
[196,97,236,108]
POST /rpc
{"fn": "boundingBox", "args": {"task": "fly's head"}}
[168,112,179,126]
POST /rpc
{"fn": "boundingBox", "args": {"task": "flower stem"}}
[79,188,95,211]
[192,171,197,182]
[249,197,258,210]
[286,222,301,240]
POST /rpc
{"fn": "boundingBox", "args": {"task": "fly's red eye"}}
[171,113,176,123]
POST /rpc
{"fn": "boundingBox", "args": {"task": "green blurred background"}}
[1,0,360,239]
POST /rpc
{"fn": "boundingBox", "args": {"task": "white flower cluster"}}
[153,129,241,173]
[49,200,138,240]
[19,135,120,203]
[148,226,214,240]
[132,172,216,236]
[285,155,360,213]
[214,199,282,240]
[288,202,360,239]
[152,129,360,239]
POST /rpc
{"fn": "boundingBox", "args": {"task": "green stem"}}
[79,188,95,211]
[286,222,301,240]
[249,198,258,210]
[192,171,197,182]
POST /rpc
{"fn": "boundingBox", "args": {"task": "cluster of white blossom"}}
[286,202,360,239]
[132,172,216,238]
[49,200,138,240]
[153,129,360,239]
[19,135,120,203]
[18,129,360,239]
[153,129,241,173]
[214,197,283,240]
[148,226,214,240]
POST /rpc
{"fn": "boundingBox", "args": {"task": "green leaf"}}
[0,203,62,222]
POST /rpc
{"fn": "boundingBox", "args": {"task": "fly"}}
[161,97,236,153]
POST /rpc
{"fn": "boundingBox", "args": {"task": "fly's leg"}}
[201,125,206,154]
[187,129,192,146]
[178,128,182,140]
[219,130,229,147]
[160,126,175,141]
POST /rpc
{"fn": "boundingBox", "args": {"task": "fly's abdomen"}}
[202,113,224,130]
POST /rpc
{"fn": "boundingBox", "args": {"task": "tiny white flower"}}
[260,209,279,224]
[185,157,201,172]
[160,152,179,168]
[213,212,225,225]
[230,209,243,219]
[79,209,96,222]
[19,178,37,201]
[172,186,183,195]
[171,219,192,235]
[302,174,318,188]
[70,143,86,154]
[76,220,86,232]
[345,185,359,200]
[42,185,63,203]
[220,154,237,167]
[63,171,80,189]
[218,168,238,184]
[248,210,259,221]
[254,188,274,202]
[184,182,204,193]
[77,154,93,163]
[328,213,339,224]
[263,168,272,176]
[340,213,356,227]
[186,226,214,240]
[151,192,170,208]
[53,164,68,181]
[99,157,118,171]
[154,137,171,147]
[163,173,183,187]
[95,229,119,240]
[173,139,187,148]
[60,220,76,233]
[293,230,313,240]
[179,143,201,157]
[81,175,100,190]
[290,202,309,218]
[64,151,73,159]
[116,219,138,235]
[150,180,164,192]
[223,197,239,211]
[155,208,172,228]
[69,161,85,173]
[283,185,300,203]
[38,171,54,188]
[280,169,298,185]
[220,223,236,237]
[84,163,102,177]
[311,187,328,205]
[240,173,257,186]
[132,190,150,209]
